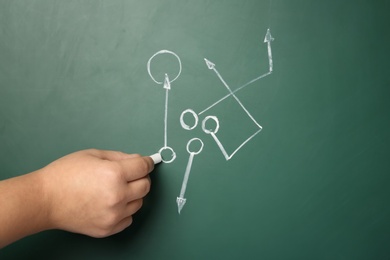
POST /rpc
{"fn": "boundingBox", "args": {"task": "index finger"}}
[117,156,154,182]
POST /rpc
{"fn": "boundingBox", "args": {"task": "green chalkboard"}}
[1,0,390,259]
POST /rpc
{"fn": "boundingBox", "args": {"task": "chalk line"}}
[199,29,274,115]
[198,71,271,115]
[177,138,204,214]
[210,128,262,160]
[202,115,262,160]
[264,28,274,72]
[180,108,199,130]
[203,59,262,129]
[163,73,170,147]
[200,64,262,159]
[147,50,182,163]
[198,29,274,160]
[158,146,176,164]
[147,50,182,84]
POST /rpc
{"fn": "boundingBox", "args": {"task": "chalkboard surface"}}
[1,0,390,259]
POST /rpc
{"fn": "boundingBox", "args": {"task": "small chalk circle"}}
[150,153,162,164]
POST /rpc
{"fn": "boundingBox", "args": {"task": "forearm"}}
[0,170,51,248]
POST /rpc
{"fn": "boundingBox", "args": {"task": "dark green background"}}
[1,0,389,259]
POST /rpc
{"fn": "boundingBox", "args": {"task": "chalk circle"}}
[147,50,182,85]
[180,109,198,130]
[202,115,220,134]
[186,138,204,155]
[158,146,176,164]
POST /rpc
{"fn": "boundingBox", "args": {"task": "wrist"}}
[31,168,56,231]
[36,167,60,231]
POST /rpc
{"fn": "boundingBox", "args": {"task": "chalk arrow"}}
[176,152,195,214]
[204,58,215,70]
[264,28,274,72]
[163,73,171,90]
[163,73,171,147]
[176,197,187,214]
[264,28,274,43]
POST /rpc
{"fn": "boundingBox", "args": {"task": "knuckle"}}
[118,217,133,233]
[141,178,151,195]
[109,161,122,174]
[105,191,123,207]
[134,199,143,212]
[103,163,122,182]
[128,199,143,215]
[102,211,120,229]
[138,199,143,209]
[138,159,151,174]
[127,216,134,226]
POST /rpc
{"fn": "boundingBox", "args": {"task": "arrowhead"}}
[264,28,274,43]
[204,58,215,70]
[176,197,187,214]
[163,73,171,90]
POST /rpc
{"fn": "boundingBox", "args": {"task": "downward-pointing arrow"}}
[176,152,194,214]
[176,197,187,214]
[176,138,204,214]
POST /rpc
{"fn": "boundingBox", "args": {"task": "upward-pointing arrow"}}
[163,73,171,147]
[264,28,274,43]
[204,58,215,70]
[163,73,171,90]
[264,28,274,72]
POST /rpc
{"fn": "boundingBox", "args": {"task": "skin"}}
[0,149,154,248]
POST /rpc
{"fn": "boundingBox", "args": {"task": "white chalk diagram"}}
[147,29,274,213]
[176,138,204,213]
[147,50,181,163]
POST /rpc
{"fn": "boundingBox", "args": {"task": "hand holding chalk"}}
[0,149,158,248]
[39,149,154,239]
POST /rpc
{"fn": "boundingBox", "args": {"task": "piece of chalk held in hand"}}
[150,153,162,164]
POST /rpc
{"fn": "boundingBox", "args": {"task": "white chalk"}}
[150,153,162,164]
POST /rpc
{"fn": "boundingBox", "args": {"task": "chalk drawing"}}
[146,29,275,213]
[176,138,204,214]
[147,50,182,84]
[197,28,274,160]
[147,50,182,163]
[180,109,199,130]
[202,115,262,160]
[200,56,264,160]
[199,28,274,115]
[264,28,274,72]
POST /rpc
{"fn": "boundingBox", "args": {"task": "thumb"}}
[117,156,154,181]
